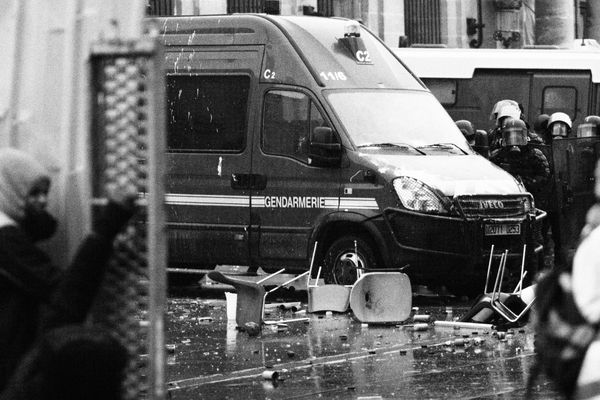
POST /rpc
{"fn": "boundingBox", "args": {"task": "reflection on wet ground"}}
[165,289,561,399]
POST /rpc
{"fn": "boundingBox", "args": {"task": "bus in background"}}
[393,44,600,134]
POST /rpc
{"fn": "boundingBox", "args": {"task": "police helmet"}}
[533,114,550,134]
[455,120,475,142]
[490,99,519,121]
[496,104,522,128]
[580,115,600,138]
[548,112,572,137]
[584,115,600,128]
[501,118,528,147]
[577,123,598,138]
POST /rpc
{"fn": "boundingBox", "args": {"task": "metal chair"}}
[460,245,534,324]
[489,245,536,323]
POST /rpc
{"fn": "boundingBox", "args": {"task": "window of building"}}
[166,75,249,152]
[542,86,577,120]
[262,90,328,163]
[404,0,441,45]
[227,0,279,14]
[422,78,457,105]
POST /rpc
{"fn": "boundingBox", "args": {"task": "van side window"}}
[542,86,577,120]
[166,75,249,152]
[262,90,329,163]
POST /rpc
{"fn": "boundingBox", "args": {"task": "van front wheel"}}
[321,236,378,285]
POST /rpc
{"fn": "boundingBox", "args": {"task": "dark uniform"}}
[491,118,551,275]
[490,146,551,206]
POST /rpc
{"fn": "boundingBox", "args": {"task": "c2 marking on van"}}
[165,194,379,210]
[355,50,371,64]
[263,69,276,79]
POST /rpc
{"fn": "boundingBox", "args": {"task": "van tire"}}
[321,235,378,285]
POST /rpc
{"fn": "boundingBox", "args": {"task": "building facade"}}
[147,0,599,49]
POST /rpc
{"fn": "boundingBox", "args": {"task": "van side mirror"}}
[309,126,342,167]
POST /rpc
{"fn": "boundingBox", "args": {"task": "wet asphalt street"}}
[164,273,561,400]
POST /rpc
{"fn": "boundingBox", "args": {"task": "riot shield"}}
[551,137,600,253]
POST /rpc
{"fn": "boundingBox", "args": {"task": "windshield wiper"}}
[358,143,426,155]
[417,143,467,154]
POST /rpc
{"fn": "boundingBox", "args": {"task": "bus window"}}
[422,78,457,105]
[542,86,577,120]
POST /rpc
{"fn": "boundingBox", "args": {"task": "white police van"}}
[155,14,543,294]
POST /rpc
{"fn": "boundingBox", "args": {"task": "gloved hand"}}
[95,185,138,239]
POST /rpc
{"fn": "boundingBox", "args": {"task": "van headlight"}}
[393,177,448,214]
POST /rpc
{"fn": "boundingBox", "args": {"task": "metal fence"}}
[89,38,167,400]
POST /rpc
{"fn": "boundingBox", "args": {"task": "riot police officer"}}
[578,115,600,137]
[490,118,551,202]
[490,118,550,276]
[489,101,543,150]
[547,112,572,140]
[489,103,522,151]
[533,114,550,142]
[541,112,573,268]
[455,120,475,146]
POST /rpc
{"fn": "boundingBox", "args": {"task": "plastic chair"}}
[349,271,412,324]
[208,269,309,328]
[306,242,352,313]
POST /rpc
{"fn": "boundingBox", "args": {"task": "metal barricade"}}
[89,38,166,400]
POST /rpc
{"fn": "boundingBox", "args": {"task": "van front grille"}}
[455,196,531,218]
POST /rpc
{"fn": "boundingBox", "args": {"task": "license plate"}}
[484,223,521,236]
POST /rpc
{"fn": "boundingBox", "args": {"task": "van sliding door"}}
[164,48,263,268]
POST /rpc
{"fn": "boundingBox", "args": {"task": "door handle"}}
[231,173,267,190]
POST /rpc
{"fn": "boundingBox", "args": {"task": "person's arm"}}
[521,148,550,190]
[40,200,135,330]
[0,228,61,300]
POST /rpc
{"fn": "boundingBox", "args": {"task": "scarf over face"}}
[0,148,50,225]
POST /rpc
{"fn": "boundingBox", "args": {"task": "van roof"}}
[394,47,600,83]
[152,14,423,90]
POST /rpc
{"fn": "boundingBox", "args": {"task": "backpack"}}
[527,268,600,399]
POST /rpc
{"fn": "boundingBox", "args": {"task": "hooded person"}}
[0,148,56,239]
[0,147,135,395]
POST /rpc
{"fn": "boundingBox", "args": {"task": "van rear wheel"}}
[321,236,378,285]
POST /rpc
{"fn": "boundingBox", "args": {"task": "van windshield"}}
[326,90,470,152]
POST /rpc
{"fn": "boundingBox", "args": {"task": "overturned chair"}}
[349,270,412,324]
[306,242,352,313]
[208,269,309,328]
[460,245,536,325]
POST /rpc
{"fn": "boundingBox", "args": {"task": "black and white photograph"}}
[1,1,600,399]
